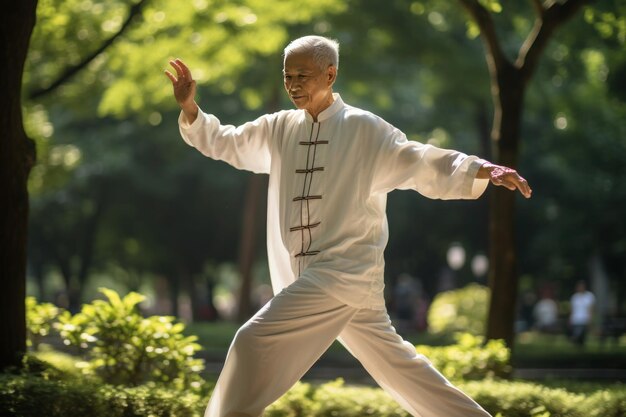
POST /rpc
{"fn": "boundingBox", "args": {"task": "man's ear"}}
[327,65,337,86]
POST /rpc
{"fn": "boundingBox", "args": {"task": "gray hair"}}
[284,35,340,70]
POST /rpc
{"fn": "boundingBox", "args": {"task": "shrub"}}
[267,378,621,417]
[0,373,206,417]
[428,283,489,336]
[460,380,587,417]
[416,333,512,381]
[20,350,82,381]
[25,296,60,349]
[0,373,109,417]
[55,288,204,390]
[583,388,626,417]
[27,349,83,379]
[2,372,624,417]
[266,381,316,417]
[310,379,409,417]
[268,379,615,417]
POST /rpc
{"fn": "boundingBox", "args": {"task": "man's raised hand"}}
[165,58,198,123]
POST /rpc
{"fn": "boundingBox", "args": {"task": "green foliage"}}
[266,379,410,417]
[267,378,625,417]
[25,296,60,349]
[266,381,317,417]
[462,380,587,417]
[24,350,83,380]
[584,2,626,44]
[416,333,511,381]
[55,288,204,390]
[0,373,205,417]
[310,379,408,417]
[2,369,624,417]
[25,0,346,116]
[428,283,489,336]
[583,388,626,417]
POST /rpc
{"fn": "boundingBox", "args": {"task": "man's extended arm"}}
[371,122,532,199]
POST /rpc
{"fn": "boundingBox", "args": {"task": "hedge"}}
[0,373,203,417]
[4,374,623,417]
[266,379,626,417]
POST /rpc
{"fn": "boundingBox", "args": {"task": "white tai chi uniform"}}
[179,94,492,417]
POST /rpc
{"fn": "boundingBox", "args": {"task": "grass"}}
[185,321,626,369]
[512,331,626,368]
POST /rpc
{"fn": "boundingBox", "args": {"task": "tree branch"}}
[530,0,545,17]
[517,0,590,81]
[28,0,148,100]
[458,0,509,71]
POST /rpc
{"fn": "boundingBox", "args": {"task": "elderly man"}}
[166,35,531,417]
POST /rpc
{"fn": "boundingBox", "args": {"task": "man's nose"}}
[289,78,302,89]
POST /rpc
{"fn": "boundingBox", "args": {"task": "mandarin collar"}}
[304,93,344,123]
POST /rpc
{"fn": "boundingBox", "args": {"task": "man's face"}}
[283,51,335,116]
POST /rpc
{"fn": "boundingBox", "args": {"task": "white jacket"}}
[179,94,488,309]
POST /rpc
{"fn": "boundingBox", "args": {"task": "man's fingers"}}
[169,60,185,78]
[176,58,193,79]
[487,164,532,198]
[493,173,532,198]
[510,177,532,198]
[512,175,532,198]
[164,70,177,83]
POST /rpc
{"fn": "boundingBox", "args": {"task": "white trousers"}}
[205,278,491,417]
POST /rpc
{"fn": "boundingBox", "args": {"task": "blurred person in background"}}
[569,280,595,347]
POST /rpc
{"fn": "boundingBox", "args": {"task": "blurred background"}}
[22,0,625,365]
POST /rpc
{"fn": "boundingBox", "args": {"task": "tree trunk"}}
[236,174,265,322]
[168,275,180,316]
[485,64,526,348]
[0,0,38,371]
[458,0,588,349]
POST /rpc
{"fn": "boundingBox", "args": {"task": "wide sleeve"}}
[371,125,489,199]
[178,109,273,174]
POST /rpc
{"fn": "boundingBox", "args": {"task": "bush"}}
[20,350,82,381]
[267,378,622,417]
[310,379,409,417]
[0,373,205,417]
[267,379,409,417]
[266,381,316,417]
[2,371,623,417]
[461,380,587,417]
[416,333,512,381]
[428,283,489,336]
[54,288,204,390]
[25,296,60,349]
[583,388,626,417]
[27,349,82,379]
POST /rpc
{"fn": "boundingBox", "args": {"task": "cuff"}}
[468,158,489,198]
[178,109,205,134]
[178,109,207,147]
